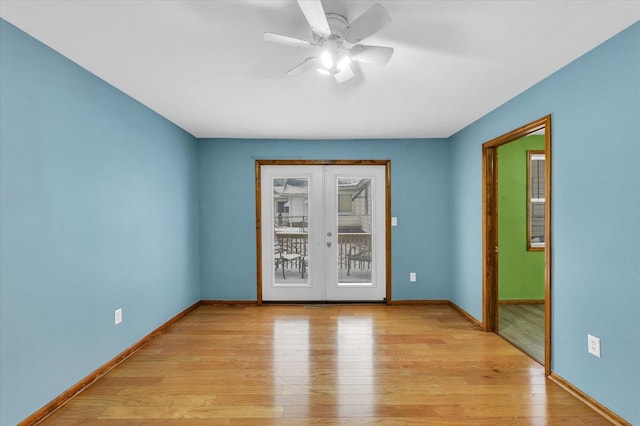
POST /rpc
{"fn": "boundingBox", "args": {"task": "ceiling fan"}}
[263,0,394,83]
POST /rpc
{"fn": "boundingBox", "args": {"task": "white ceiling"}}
[1,1,639,139]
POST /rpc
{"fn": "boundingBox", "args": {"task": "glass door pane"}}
[337,177,372,285]
[273,177,309,285]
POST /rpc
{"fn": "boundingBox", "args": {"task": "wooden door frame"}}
[482,115,552,375]
[255,160,392,305]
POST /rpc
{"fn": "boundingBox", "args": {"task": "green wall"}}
[498,135,545,300]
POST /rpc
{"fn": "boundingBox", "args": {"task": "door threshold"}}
[262,301,387,306]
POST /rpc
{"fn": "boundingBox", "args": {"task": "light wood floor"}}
[40,304,609,425]
[498,304,545,363]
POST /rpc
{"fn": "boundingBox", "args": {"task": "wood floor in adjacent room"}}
[40,304,610,425]
[498,304,545,363]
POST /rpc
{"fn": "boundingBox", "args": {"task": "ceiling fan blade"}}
[286,57,321,76]
[350,44,394,65]
[263,32,312,48]
[343,3,391,44]
[297,0,331,38]
[334,63,354,83]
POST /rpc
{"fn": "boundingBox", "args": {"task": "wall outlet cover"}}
[115,308,123,325]
[588,334,600,357]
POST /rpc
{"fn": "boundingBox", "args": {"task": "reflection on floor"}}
[498,303,545,363]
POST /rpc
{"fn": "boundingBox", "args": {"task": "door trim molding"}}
[255,160,391,305]
[481,115,552,375]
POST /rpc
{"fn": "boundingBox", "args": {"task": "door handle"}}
[327,242,332,247]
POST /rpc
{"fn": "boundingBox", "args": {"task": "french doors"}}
[258,162,388,302]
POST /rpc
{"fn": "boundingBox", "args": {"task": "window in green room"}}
[528,150,545,250]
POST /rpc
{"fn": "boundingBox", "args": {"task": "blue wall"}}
[449,22,640,423]
[0,20,200,425]
[198,138,451,302]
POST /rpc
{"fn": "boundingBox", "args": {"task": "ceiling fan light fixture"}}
[320,51,333,69]
[264,0,394,83]
[337,56,351,71]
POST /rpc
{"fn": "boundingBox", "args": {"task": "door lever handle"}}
[326,242,332,247]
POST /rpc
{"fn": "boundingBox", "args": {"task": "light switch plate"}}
[115,308,122,325]
[391,217,398,226]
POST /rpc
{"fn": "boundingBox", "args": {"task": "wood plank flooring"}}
[498,304,545,363]
[39,305,609,425]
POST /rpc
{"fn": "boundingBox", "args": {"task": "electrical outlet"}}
[115,308,122,325]
[410,272,416,282]
[588,334,600,357]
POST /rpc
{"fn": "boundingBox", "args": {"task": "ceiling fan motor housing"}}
[325,13,349,41]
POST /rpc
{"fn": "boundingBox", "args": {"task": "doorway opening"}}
[256,160,391,303]
[482,115,552,374]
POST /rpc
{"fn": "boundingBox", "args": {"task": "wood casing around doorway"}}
[482,115,552,375]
